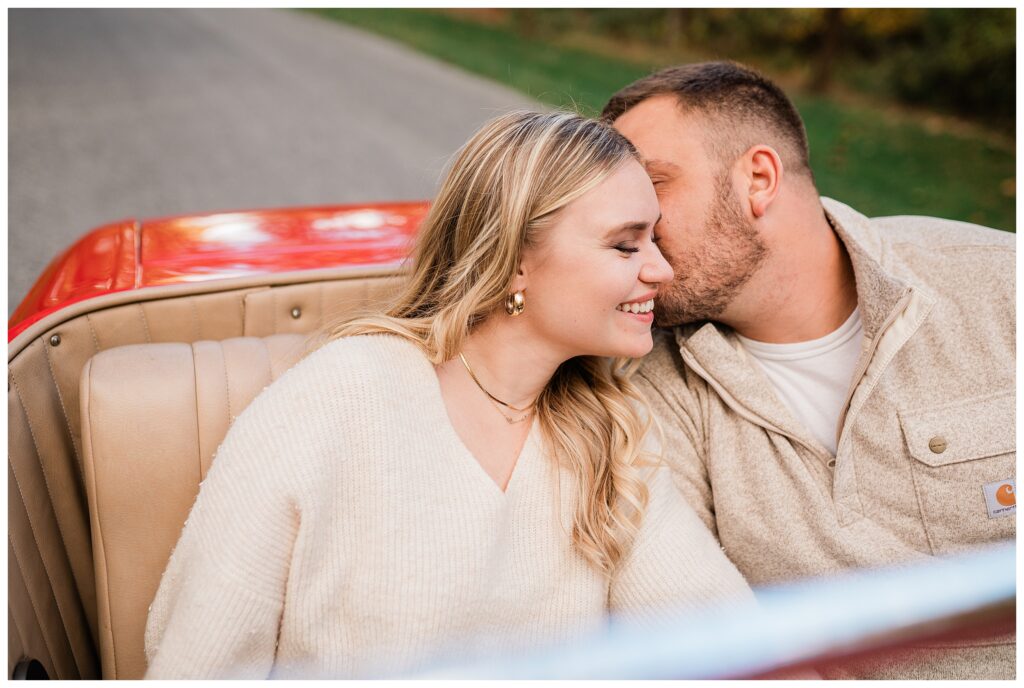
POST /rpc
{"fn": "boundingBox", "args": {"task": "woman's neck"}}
[452,314,563,408]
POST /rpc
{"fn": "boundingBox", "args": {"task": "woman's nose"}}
[640,244,674,285]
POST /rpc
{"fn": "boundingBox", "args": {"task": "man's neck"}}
[725,207,859,344]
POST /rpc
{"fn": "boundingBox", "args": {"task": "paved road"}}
[9,8,540,316]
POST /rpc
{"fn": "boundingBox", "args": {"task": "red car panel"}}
[8,201,429,341]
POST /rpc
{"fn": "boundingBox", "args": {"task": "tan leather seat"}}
[79,334,308,679]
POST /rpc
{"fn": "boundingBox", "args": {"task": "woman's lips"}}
[618,309,654,323]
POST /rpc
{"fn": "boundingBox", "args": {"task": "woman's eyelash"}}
[615,244,640,254]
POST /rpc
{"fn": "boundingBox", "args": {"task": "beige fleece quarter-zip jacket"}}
[636,198,1015,680]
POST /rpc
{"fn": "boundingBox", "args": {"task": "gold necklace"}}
[459,352,535,424]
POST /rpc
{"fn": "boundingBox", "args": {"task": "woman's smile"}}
[616,293,656,323]
[615,298,655,314]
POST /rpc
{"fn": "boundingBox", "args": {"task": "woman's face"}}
[517,158,673,360]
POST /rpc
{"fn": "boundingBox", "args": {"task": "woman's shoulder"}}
[217,334,431,467]
[295,333,431,387]
[245,333,431,419]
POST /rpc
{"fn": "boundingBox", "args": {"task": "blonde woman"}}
[144,111,753,679]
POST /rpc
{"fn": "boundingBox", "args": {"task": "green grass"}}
[307,8,1015,232]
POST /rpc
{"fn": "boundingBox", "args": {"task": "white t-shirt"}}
[736,308,863,456]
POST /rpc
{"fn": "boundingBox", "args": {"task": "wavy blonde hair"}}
[325,111,656,576]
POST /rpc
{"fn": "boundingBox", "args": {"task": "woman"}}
[144,111,752,679]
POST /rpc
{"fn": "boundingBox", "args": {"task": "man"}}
[603,61,1014,679]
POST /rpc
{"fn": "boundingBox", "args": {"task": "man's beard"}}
[654,174,769,327]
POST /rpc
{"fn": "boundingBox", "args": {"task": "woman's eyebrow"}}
[602,215,660,237]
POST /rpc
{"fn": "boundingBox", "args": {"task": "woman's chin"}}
[611,335,654,360]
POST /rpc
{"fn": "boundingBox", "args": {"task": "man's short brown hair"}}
[602,61,813,182]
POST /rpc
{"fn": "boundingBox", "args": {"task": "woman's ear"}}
[742,145,783,219]
[512,243,538,294]
[510,265,528,294]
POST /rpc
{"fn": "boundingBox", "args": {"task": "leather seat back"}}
[79,334,308,679]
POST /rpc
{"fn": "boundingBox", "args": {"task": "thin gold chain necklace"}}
[459,352,535,424]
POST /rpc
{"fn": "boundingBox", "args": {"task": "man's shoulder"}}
[873,214,1014,254]
[636,327,707,398]
[823,197,1014,254]
[638,328,683,379]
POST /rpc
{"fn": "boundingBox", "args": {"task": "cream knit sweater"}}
[143,334,752,679]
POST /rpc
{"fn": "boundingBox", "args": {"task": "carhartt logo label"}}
[983,479,1016,519]
[996,484,1015,506]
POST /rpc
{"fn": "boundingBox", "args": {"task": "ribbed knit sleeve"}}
[144,379,303,679]
[608,464,754,626]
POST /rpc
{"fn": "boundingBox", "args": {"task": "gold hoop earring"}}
[505,291,525,316]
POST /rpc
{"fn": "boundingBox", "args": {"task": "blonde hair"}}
[325,111,655,576]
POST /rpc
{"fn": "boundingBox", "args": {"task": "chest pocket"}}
[899,390,1015,555]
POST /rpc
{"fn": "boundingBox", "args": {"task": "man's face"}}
[613,95,768,327]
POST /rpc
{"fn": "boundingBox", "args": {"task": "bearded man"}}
[604,61,1014,679]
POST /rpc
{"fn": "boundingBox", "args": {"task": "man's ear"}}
[741,145,783,219]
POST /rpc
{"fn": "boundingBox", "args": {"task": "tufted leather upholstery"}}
[80,334,308,679]
[8,269,401,679]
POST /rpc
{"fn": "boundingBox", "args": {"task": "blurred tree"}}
[881,9,1015,125]
[479,8,1014,129]
[809,9,845,93]
[665,9,688,51]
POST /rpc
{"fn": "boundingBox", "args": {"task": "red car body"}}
[8,201,429,341]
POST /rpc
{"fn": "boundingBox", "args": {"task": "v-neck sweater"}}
[143,334,752,679]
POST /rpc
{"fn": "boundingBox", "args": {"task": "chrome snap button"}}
[290,307,301,319]
[928,436,947,454]
[49,334,61,347]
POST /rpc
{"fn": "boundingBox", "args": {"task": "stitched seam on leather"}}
[190,298,201,340]
[84,359,118,678]
[272,289,279,334]
[11,374,88,671]
[192,342,204,480]
[42,341,84,484]
[9,265,399,356]
[238,292,246,335]
[263,339,274,384]
[221,342,233,423]
[137,304,152,343]
[9,372,81,641]
[9,443,84,677]
[318,281,324,328]
[84,314,101,353]
[7,583,29,660]
[9,526,63,678]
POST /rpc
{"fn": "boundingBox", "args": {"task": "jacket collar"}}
[819,197,914,340]
[671,197,917,451]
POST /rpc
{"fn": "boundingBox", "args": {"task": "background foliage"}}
[311,8,1015,232]
[503,8,1015,129]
